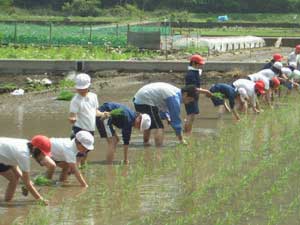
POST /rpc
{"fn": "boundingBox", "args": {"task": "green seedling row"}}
[13,96,300,225]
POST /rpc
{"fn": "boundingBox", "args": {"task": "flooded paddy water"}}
[0,72,228,225]
[0,71,300,224]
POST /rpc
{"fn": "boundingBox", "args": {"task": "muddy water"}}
[0,76,231,225]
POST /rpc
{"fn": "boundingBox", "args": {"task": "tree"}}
[62,0,101,16]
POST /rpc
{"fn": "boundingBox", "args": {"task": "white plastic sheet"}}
[162,35,265,53]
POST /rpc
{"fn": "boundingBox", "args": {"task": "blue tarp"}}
[218,15,229,22]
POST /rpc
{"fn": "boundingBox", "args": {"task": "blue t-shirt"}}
[185,68,201,87]
[210,83,237,109]
[99,102,136,145]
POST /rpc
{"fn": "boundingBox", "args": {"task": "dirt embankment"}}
[0,69,245,95]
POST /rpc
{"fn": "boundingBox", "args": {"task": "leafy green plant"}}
[212,92,224,100]
[34,175,52,186]
[0,82,17,93]
[110,108,124,118]
[59,79,75,89]
[56,90,74,101]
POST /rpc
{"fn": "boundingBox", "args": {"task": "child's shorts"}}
[283,81,293,90]
[184,99,199,115]
[96,117,116,138]
[134,103,164,129]
[0,163,11,172]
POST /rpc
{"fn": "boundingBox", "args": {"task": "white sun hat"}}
[75,73,91,89]
[273,62,283,70]
[75,131,94,150]
[140,114,151,131]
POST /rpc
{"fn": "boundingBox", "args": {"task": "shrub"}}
[108,4,143,18]
[169,11,191,24]
[62,0,101,17]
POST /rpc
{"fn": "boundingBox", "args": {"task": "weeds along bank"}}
[13,95,300,225]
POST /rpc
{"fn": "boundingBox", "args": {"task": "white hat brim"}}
[75,83,90,89]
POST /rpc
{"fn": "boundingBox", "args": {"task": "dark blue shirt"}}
[262,60,274,70]
[211,83,237,109]
[185,68,201,87]
[99,102,136,145]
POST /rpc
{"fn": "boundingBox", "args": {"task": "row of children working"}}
[0,45,299,205]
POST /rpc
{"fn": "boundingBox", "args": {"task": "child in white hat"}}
[43,131,94,187]
[68,73,106,165]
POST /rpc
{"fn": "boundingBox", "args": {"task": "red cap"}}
[273,53,283,62]
[255,81,265,95]
[190,55,205,65]
[271,77,280,89]
[31,135,51,157]
[296,45,300,51]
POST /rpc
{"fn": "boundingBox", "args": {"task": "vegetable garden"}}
[0,22,171,47]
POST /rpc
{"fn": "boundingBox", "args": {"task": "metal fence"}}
[0,22,171,47]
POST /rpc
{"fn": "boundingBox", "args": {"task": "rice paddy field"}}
[0,72,299,224]
[1,13,300,224]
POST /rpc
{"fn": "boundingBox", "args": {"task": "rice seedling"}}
[14,95,300,225]
[211,92,225,100]
[34,175,52,186]
[56,90,75,101]
[110,108,124,118]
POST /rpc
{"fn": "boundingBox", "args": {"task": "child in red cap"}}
[0,136,53,205]
[184,54,205,134]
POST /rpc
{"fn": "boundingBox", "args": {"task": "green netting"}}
[0,22,171,47]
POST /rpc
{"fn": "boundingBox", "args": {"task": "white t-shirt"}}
[233,79,257,107]
[288,51,297,63]
[258,69,277,80]
[134,82,180,112]
[288,52,300,70]
[70,92,99,131]
[248,73,270,90]
[0,138,30,172]
[50,138,77,164]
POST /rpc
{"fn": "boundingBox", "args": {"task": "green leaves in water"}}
[34,175,52,186]
[212,92,225,100]
[56,90,75,101]
[110,108,124,118]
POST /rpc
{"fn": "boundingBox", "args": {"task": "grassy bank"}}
[12,95,300,225]
[186,13,300,24]
[174,27,300,37]
[1,12,300,24]
[0,45,160,60]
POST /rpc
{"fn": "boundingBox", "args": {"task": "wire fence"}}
[0,22,171,47]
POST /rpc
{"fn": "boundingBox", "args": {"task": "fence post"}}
[127,24,130,46]
[89,24,92,43]
[49,23,52,45]
[14,22,17,44]
[164,19,168,60]
[116,24,119,37]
